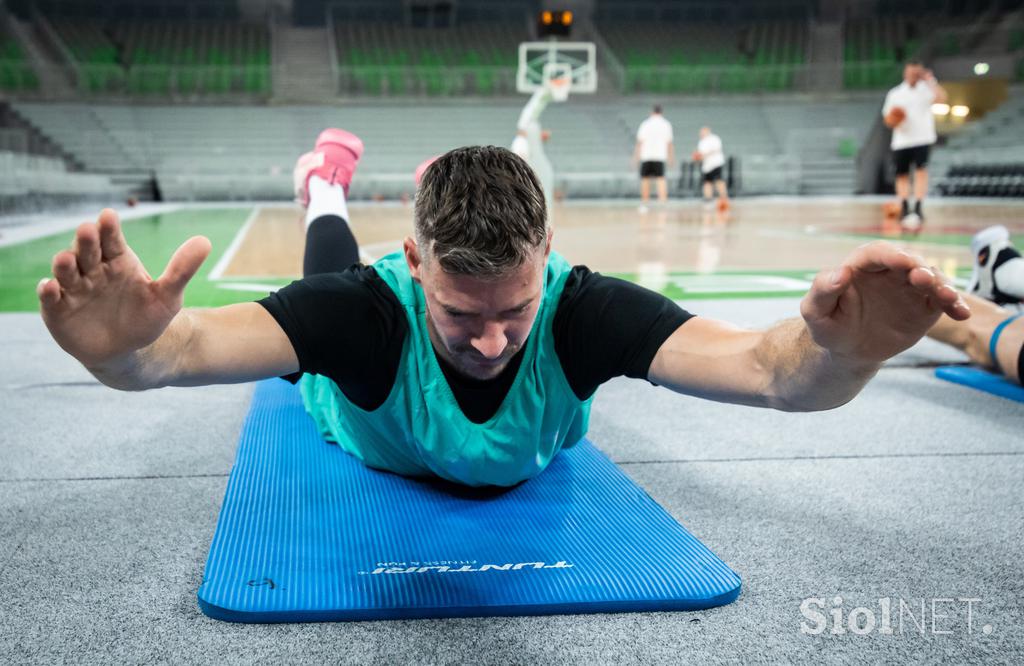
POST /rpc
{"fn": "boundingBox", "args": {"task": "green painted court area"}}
[0,208,290,313]
[0,207,989,313]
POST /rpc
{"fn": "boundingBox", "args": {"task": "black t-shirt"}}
[259,265,693,423]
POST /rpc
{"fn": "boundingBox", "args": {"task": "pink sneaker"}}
[293,128,364,206]
[414,155,439,187]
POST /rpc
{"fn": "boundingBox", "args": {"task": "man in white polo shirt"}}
[695,126,729,209]
[882,60,948,230]
[633,105,675,212]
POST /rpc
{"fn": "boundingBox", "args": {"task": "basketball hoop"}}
[517,41,597,95]
[548,76,570,102]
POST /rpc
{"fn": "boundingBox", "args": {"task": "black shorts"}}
[701,166,724,184]
[893,145,931,175]
[640,161,665,178]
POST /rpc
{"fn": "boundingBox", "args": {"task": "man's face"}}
[700,127,710,139]
[405,237,550,380]
[904,64,923,85]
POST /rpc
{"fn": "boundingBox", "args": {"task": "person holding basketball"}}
[882,60,948,231]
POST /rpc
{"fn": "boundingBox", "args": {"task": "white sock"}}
[305,175,349,230]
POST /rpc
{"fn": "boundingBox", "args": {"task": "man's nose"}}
[470,321,508,359]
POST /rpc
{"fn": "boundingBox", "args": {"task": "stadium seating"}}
[842,17,914,90]
[49,20,123,93]
[333,21,522,96]
[937,163,1024,197]
[0,25,39,92]
[0,149,115,210]
[598,20,806,94]
[47,17,271,96]
[14,96,883,199]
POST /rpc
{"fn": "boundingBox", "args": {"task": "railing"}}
[621,63,807,94]
[0,61,272,99]
[74,64,272,97]
[2,59,932,100]
[336,65,517,97]
[841,60,902,90]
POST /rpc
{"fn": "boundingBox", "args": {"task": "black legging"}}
[303,214,361,277]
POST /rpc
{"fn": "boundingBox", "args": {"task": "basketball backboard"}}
[516,41,597,94]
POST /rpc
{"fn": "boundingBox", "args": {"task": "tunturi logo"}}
[360,561,574,575]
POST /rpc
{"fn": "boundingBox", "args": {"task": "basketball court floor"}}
[1,197,1022,662]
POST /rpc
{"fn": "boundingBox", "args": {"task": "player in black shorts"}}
[37,134,970,487]
[882,61,948,231]
[640,160,665,179]
[634,105,674,212]
[694,127,729,210]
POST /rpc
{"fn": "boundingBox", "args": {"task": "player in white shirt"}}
[511,84,557,220]
[633,105,675,212]
[882,60,948,231]
[694,126,729,209]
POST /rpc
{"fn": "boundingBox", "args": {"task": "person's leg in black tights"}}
[303,214,361,277]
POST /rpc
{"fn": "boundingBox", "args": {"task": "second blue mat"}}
[935,365,1024,403]
[198,379,742,622]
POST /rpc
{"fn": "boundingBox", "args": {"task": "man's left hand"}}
[800,241,970,365]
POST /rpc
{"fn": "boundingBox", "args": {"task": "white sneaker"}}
[968,225,1024,305]
[900,212,921,232]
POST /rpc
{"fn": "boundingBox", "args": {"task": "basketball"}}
[884,106,906,128]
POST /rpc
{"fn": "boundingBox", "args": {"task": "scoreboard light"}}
[538,10,572,37]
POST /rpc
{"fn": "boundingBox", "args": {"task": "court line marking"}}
[215,282,287,293]
[208,205,261,281]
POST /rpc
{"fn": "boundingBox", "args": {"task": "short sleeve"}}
[257,265,407,410]
[553,267,695,400]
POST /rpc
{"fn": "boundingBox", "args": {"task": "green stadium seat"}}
[387,68,405,95]
[474,68,494,95]
[1010,29,1024,52]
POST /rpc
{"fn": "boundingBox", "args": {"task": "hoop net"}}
[543,62,572,102]
[548,77,570,102]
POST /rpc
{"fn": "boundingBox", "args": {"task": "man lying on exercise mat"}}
[38,131,969,487]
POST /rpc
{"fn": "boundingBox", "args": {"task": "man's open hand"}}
[800,241,969,365]
[37,208,211,369]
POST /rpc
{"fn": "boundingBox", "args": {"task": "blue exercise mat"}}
[198,379,741,622]
[935,365,1024,403]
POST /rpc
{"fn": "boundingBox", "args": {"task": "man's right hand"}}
[37,208,211,370]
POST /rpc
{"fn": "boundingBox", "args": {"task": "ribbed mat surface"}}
[198,379,742,622]
[935,366,1024,403]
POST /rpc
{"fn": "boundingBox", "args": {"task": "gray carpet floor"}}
[2,299,1022,664]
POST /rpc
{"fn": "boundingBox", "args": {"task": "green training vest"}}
[298,250,593,487]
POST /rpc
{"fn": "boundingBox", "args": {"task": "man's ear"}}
[544,228,553,259]
[404,237,422,283]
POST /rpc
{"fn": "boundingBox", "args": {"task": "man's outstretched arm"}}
[38,208,298,391]
[648,242,971,411]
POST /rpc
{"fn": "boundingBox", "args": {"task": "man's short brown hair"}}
[414,146,548,277]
